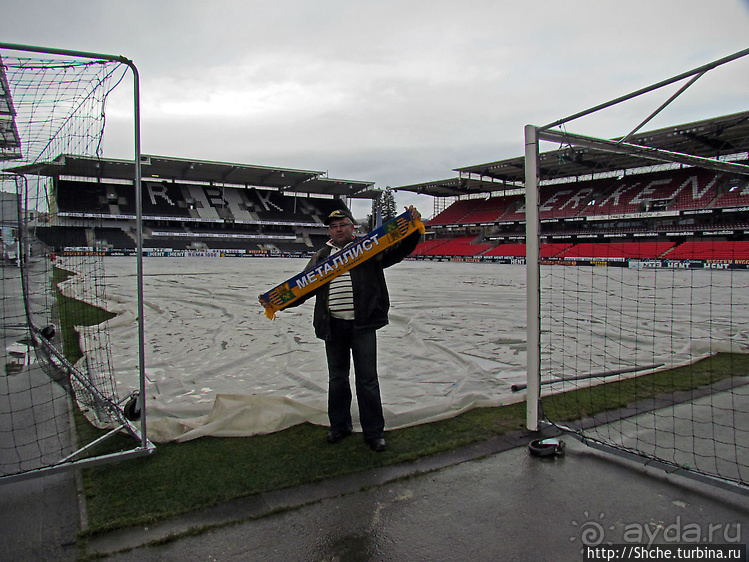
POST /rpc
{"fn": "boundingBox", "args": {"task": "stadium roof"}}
[5,153,379,199]
[391,176,517,198]
[394,111,749,197]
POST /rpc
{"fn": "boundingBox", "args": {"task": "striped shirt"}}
[327,242,355,320]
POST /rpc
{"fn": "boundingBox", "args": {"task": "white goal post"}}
[525,47,749,493]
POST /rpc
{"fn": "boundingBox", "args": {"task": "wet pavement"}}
[2,378,748,560]
[0,469,79,561]
[95,435,748,561]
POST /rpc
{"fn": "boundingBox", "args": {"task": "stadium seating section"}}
[416,164,748,261]
[50,179,348,253]
[433,167,747,226]
[665,240,749,260]
[35,225,88,249]
[412,239,749,260]
[416,236,491,256]
[557,241,676,259]
[429,199,482,225]
[45,163,748,260]
[484,243,527,257]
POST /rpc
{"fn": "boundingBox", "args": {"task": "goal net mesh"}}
[1,50,146,482]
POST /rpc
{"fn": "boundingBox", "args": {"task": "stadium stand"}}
[557,241,677,260]
[94,227,137,249]
[581,174,679,216]
[416,236,490,256]
[495,195,526,222]
[665,240,749,260]
[34,225,88,250]
[33,156,374,256]
[414,142,748,264]
[22,112,749,265]
[429,199,482,225]
[412,238,451,256]
[484,243,527,257]
[426,164,747,229]
[540,243,573,258]
[478,243,584,258]
[713,176,749,209]
[538,183,596,219]
[43,164,749,260]
[666,168,723,211]
[458,196,514,224]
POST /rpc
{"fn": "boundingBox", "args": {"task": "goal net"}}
[525,49,749,493]
[0,45,152,483]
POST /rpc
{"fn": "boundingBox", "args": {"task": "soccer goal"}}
[0,43,153,484]
[525,48,749,493]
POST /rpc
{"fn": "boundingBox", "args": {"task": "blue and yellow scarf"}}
[259,209,425,319]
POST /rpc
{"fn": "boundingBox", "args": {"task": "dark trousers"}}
[325,317,385,441]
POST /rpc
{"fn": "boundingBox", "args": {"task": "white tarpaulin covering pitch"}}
[56,257,749,442]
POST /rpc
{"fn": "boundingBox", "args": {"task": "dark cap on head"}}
[324,209,355,225]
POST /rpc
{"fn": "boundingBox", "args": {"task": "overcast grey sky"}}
[2,0,749,217]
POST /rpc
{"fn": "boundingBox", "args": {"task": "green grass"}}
[542,353,745,422]
[80,402,527,535]
[79,352,748,536]
[52,267,116,364]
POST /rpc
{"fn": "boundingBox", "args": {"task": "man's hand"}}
[406,205,421,222]
[258,295,271,309]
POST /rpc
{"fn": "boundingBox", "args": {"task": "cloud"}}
[3,0,749,213]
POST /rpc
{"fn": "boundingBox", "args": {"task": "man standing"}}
[266,206,421,452]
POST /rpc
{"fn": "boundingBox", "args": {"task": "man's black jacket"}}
[288,230,421,340]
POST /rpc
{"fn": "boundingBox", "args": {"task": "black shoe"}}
[366,437,386,452]
[326,429,352,444]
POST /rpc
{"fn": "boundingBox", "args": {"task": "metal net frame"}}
[525,48,749,495]
[0,43,152,484]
